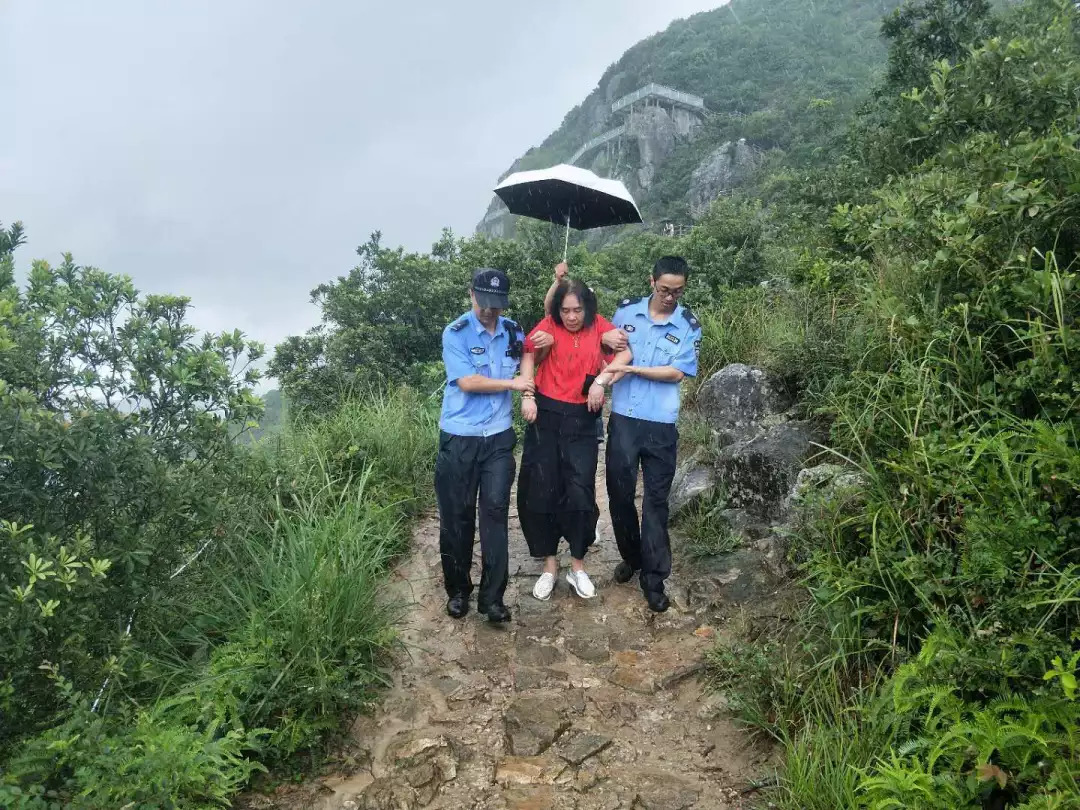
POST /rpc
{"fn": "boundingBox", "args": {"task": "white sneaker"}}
[533,572,556,601]
[566,569,596,599]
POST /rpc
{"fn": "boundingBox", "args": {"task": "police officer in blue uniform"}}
[436,268,533,623]
[592,256,701,612]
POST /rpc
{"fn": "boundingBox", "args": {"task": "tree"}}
[0,225,264,748]
[270,229,555,414]
[881,0,994,94]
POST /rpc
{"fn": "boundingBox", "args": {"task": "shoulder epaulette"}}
[449,318,469,332]
[617,296,643,309]
[682,306,701,331]
[502,317,521,333]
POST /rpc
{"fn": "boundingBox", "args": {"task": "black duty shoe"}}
[646,591,670,613]
[482,603,512,623]
[613,561,637,584]
[446,595,469,619]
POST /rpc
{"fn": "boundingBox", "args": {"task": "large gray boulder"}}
[716,421,826,518]
[696,363,792,441]
[668,456,717,517]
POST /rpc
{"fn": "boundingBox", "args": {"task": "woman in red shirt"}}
[518,279,617,601]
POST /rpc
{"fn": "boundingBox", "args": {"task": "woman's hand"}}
[521,397,537,423]
[554,261,569,282]
[587,382,605,413]
[530,330,554,350]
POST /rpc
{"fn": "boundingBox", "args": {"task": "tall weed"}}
[2,391,439,801]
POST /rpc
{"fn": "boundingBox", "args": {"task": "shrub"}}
[0,233,264,753]
[0,670,265,810]
[704,4,1080,806]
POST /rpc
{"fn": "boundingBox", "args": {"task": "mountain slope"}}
[478,0,901,235]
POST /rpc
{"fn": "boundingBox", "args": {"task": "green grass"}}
[677,411,715,457]
[0,391,440,805]
[268,387,440,516]
[173,390,440,764]
[678,497,742,559]
[690,285,852,403]
[177,467,407,762]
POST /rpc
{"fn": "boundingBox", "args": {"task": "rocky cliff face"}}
[687,139,760,217]
[474,0,899,241]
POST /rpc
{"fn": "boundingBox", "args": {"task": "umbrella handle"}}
[563,213,570,262]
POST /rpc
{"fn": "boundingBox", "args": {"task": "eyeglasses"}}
[655,285,685,300]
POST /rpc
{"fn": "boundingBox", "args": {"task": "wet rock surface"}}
[669,459,717,518]
[696,364,791,442]
[239,445,773,810]
[716,421,826,517]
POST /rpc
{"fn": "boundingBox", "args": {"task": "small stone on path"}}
[504,695,571,756]
[555,731,613,766]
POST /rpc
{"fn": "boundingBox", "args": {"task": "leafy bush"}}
[269,229,559,416]
[861,630,1080,809]
[0,228,265,752]
[0,693,265,810]
[1,224,438,803]
[1,392,437,803]
[704,1,1080,807]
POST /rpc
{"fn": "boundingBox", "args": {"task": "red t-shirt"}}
[525,314,616,404]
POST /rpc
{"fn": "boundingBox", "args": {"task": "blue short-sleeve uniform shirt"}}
[439,310,525,437]
[610,295,701,425]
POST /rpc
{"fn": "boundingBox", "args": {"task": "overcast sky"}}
[3,1,721,370]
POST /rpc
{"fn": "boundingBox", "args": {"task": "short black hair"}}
[550,279,598,329]
[652,255,690,281]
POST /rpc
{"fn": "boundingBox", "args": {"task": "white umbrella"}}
[494,164,643,259]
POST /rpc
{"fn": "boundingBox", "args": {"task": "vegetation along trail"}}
[248,446,775,810]
[6,0,1080,807]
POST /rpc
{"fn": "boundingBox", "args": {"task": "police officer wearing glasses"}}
[593,256,701,613]
[436,268,533,623]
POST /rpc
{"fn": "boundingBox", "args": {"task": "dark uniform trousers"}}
[605,412,678,595]
[434,428,516,608]
[517,395,600,561]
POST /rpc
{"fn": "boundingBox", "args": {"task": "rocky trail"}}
[246,366,833,810]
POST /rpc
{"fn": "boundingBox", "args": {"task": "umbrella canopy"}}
[494,164,642,231]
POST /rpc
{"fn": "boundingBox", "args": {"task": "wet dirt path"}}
[250,450,770,810]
